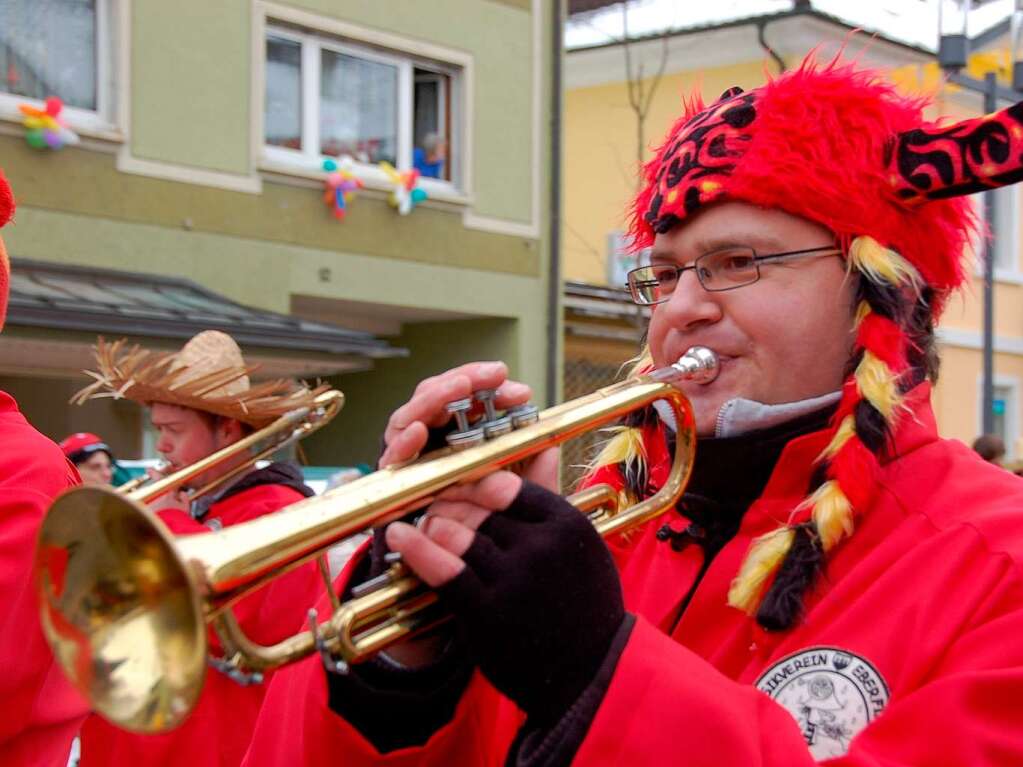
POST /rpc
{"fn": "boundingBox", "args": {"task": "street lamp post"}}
[938,2,1023,435]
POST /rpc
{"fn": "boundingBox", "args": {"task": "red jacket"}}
[244,385,1023,766]
[81,470,323,767]
[0,390,87,767]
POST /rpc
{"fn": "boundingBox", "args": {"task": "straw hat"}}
[73,331,328,428]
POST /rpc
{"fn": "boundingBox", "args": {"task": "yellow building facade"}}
[563,15,1023,462]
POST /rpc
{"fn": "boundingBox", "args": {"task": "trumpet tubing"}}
[34,349,716,734]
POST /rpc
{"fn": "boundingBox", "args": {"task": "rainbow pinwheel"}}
[19,97,80,150]
[322,157,363,220]
[378,161,428,215]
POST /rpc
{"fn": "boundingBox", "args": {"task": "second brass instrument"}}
[34,348,717,734]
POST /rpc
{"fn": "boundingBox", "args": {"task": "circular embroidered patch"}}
[754,646,890,759]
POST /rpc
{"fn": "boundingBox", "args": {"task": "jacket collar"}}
[759,382,938,503]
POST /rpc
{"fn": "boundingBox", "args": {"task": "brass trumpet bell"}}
[37,487,205,732]
[35,388,344,731]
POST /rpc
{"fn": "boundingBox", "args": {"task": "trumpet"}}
[115,462,170,495]
[111,388,344,508]
[34,348,716,734]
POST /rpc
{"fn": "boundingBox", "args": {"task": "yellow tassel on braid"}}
[819,414,856,462]
[583,343,654,483]
[847,236,922,290]
[854,300,872,328]
[727,527,796,615]
[584,424,648,507]
[855,350,903,421]
[593,425,646,469]
[805,480,854,551]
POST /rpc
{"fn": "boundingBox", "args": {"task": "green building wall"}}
[0,0,553,467]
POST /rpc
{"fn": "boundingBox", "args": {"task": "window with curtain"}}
[0,0,98,110]
[320,49,397,164]
[265,34,303,150]
[263,24,462,190]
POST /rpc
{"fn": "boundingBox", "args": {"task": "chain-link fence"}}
[560,357,628,492]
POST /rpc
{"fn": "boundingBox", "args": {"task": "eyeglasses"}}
[625,245,843,306]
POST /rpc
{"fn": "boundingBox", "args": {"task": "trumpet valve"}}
[475,388,513,438]
[507,403,540,428]
[445,397,485,450]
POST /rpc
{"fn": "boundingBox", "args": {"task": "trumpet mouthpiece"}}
[649,346,720,385]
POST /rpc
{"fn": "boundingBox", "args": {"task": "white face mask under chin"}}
[652,390,842,439]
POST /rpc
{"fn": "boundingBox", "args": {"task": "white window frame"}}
[971,187,1023,285]
[259,14,469,204]
[976,372,1020,460]
[992,185,1020,274]
[0,0,122,140]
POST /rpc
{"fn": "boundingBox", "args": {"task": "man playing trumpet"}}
[75,330,326,767]
[247,55,1023,765]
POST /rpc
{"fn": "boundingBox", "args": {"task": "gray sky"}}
[566,0,1015,51]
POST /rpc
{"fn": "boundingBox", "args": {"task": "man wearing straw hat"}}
[74,330,327,767]
[246,54,1023,766]
[0,171,90,767]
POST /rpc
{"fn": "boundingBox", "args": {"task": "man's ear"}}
[217,416,246,445]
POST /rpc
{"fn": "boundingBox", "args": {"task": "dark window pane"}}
[320,49,396,164]
[265,35,302,150]
[0,0,97,109]
[413,69,451,181]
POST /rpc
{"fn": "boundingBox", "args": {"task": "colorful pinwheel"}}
[322,157,363,220]
[378,161,428,215]
[19,97,79,150]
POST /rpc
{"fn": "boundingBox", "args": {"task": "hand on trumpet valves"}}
[146,487,190,512]
[379,360,532,468]
[146,461,170,481]
[385,448,626,726]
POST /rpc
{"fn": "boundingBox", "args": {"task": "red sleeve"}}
[243,542,523,767]
[155,507,207,534]
[0,450,88,766]
[573,603,1023,766]
[160,486,324,647]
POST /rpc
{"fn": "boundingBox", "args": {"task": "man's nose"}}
[658,269,723,330]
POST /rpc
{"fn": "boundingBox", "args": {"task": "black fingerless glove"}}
[437,480,626,727]
[329,424,474,753]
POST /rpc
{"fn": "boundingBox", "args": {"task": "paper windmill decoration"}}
[322,157,363,220]
[378,162,428,215]
[19,97,80,150]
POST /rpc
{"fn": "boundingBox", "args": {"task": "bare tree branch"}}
[565,221,608,271]
[620,0,672,189]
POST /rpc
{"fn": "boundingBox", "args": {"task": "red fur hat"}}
[627,55,1017,310]
[0,168,13,331]
[628,54,1023,626]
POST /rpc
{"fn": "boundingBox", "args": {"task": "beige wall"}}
[564,60,769,285]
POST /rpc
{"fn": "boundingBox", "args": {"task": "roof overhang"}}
[4,258,408,379]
